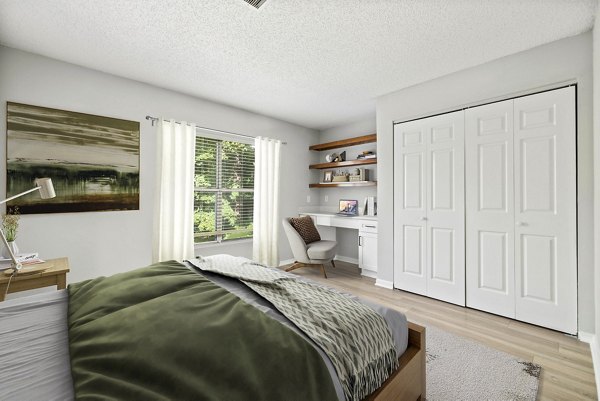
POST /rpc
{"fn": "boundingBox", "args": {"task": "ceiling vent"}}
[243,0,268,9]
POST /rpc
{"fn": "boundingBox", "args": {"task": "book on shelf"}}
[0,253,45,270]
[363,196,377,216]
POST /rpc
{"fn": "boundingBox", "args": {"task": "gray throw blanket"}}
[192,255,398,401]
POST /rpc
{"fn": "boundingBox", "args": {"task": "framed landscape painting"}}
[6,102,140,214]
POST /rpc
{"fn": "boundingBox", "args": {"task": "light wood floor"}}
[283,260,597,401]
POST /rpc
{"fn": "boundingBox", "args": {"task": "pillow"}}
[289,216,321,244]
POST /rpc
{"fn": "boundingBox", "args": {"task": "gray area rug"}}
[426,325,541,401]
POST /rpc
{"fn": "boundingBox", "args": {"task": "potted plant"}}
[2,207,20,258]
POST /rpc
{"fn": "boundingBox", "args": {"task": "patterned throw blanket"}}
[192,255,398,401]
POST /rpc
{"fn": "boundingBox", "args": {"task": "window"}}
[194,135,255,243]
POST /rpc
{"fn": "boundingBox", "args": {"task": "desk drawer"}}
[359,221,378,233]
[330,217,360,229]
[315,216,331,226]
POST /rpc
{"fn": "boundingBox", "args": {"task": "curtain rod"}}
[145,116,287,145]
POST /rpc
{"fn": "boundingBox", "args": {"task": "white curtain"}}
[153,118,196,263]
[252,136,282,267]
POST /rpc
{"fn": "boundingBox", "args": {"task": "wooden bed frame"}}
[365,322,426,401]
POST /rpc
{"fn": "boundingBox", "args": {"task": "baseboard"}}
[582,333,600,401]
[375,279,394,289]
[360,269,377,279]
[578,331,594,343]
[590,335,600,401]
[334,255,359,264]
[279,259,294,267]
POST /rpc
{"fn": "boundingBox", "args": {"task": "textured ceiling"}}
[0,0,596,130]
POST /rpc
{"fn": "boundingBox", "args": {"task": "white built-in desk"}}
[299,212,378,278]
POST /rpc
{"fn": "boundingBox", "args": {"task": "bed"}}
[0,255,425,401]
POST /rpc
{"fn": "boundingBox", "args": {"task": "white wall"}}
[0,46,318,290]
[315,117,377,260]
[377,32,595,333]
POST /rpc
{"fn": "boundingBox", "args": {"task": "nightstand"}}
[0,257,70,301]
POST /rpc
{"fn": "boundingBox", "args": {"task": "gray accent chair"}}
[282,217,337,278]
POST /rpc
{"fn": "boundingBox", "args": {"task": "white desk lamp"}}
[0,178,56,271]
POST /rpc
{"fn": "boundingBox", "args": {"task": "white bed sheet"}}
[0,290,73,401]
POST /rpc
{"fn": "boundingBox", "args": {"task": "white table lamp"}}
[0,178,56,271]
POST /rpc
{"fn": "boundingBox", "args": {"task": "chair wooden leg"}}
[286,262,327,279]
[320,264,327,278]
[285,262,304,272]
[331,259,336,268]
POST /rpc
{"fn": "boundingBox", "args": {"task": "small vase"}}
[2,241,18,259]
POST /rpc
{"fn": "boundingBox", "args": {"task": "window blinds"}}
[194,136,255,243]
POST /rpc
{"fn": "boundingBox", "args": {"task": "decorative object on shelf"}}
[0,178,56,271]
[328,153,345,162]
[357,151,376,160]
[325,152,346,163]
[332,170,349,182]
[349,168,369,182]
[6,102,140,214]
[323,170,333,182]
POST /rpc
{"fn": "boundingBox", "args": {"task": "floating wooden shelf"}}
[309,181,377,188]
[309,134,376,151]
[309,134,377,189]
[309,158,377,169]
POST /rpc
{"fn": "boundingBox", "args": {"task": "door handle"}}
[358,236,363,246]
[420,217,428,221]
[516,222,527,227]
[363,225,376,228]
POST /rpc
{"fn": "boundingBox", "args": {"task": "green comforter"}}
[67,260,338,401]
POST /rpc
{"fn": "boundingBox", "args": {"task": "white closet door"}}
[394,119,427,295]
[465,100,515,317]
[394,111,465,305]
[513,86,577,334]
[425,111,465,305]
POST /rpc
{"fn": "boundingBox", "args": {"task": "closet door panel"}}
[394,120,427,295]
[514,86,576,334]
[426,110,465,306]
[403,225,426,276]
[404,153,424,209]
[430,227,454,281]
[431,149,454,210]
[478,231,509,291]
[520,234,556,301]
[478,143,508,211]
[465,100,515,318]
